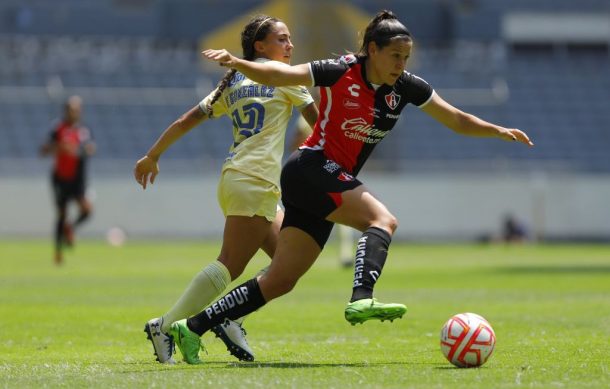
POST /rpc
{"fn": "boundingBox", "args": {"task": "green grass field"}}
[1,240,608,388]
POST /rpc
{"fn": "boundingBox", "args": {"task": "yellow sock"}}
[160,260,230,333]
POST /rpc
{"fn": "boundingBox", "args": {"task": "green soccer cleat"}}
[170,319,204,364]
[344,298,407,325]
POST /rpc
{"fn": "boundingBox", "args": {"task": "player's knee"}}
[373,212,398,235]
[386,214,398,234]
[217,257,246,281]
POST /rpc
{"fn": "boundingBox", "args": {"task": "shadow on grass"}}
[493,265,610,274]
[118,360,435,373]
[218,361,412,369]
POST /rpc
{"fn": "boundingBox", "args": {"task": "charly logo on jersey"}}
[343,98,360,109]
[348,84,360,97]
[341,117,386,144]
[385,91,401,110]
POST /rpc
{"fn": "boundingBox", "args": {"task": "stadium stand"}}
[0,0,608,174]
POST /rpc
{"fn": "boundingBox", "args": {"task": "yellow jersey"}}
[199,58,313,188]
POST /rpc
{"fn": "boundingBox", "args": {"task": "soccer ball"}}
[440,312,496,368]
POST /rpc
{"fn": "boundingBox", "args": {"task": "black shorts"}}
[280,149,362,248]
[52,174,85,208]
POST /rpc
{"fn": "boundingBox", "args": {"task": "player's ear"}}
[253,40,265,56]
[367,41,377,57]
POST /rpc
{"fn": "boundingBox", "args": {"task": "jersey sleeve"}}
[280,85,314,109]
[198,87,228,118]
[308,56,352,87]
[404,72,434,107]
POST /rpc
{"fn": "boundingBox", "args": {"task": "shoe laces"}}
[165,333,176,357]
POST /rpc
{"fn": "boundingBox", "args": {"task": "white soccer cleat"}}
[144,317,176,364]
[211,319,254,361]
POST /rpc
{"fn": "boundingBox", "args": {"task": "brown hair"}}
[205,15,281,116]
[357,10,412,58]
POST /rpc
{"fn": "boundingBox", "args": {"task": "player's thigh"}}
[260,207,283,259]
[216,170,281,277]
[219,215,272,279]
[327,184,396,233]
[258,226,322,301]
[52,176,70,213]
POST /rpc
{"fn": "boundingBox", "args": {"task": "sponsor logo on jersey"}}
[338,171,354,182]
[385,91,401,110]
[315,59,339,67]
[228,72,246,87]
[343,98,360,109]
[340,117,386,143]
[386,113,400,119]
[339,54,357,65]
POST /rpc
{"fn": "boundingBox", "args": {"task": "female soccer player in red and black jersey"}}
[40,96,95,265]
[169,10,534,362]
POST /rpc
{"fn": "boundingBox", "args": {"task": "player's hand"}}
[202,49,239,68]
[498,128,534,147]
[134,155,159,190]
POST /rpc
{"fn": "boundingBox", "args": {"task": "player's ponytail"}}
[204,69,237,117]
[357,10,412,58]
[205,15,279,116]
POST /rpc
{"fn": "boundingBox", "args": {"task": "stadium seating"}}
[0,3,608,174]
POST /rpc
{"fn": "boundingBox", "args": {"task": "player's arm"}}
[421,92,534,147]
[300,102,319,129]
[39,131,67,156]
[134,105,208,189]
[289,102,318,151]
[202,49,312,87]
[84,141,96,157]
[39,139,56,156]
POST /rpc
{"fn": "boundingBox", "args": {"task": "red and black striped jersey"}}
[303,54,433,175]
[49,121,92,180]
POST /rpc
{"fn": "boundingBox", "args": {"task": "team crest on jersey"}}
[338,172,354,182]
[385,91,401,110]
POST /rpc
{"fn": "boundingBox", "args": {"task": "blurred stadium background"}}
[1,0,609,242]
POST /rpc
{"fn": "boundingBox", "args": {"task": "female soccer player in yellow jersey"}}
[134,15,318,364]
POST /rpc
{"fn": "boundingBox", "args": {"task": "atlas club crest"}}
[385,91,400,110]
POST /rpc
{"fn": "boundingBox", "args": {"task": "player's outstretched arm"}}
[421,92,534,147]
[134,105,207,189]
[202,49,312,87]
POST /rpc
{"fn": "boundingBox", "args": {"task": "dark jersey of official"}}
[302,54,434,175]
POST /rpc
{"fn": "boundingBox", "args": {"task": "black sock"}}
[186,278,266,336]
[74,210,91,227]
[351,227,392,302]
[55,217,65,249]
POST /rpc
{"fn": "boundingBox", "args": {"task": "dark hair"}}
[205,15,280,116]
[357,10,411,58]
